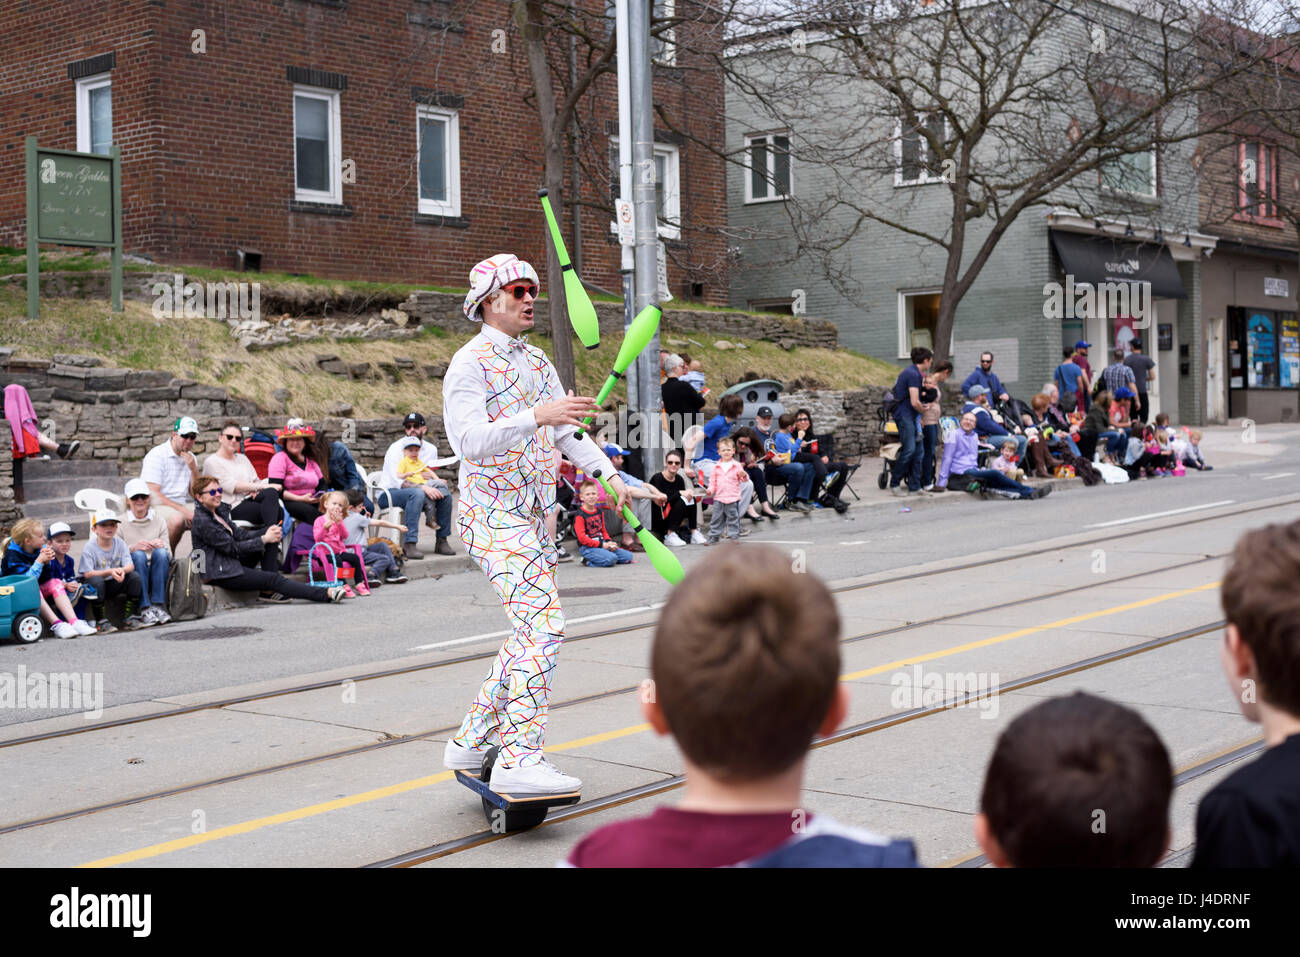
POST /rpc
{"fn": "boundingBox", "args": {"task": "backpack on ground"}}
[167,553,209,621]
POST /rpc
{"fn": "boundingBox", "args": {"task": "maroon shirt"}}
[567,807,807,868]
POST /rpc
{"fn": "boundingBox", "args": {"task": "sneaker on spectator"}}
[153,607,172,625]
[890,486,911,498]
[71,619,97,637]
[355,583,371,596]
[53,621,79,639]
[664,532,687,548]
[555,546,573,563]
[124,613,149,630]
[96,619,118,634]
[690,529,708,545]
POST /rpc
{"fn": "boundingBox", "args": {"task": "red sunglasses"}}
[505,283,539,299]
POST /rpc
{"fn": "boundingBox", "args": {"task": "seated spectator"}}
[380,412,456,559]
[769,413,815,512]
[990,440,1026,482]
[1171,428,1212,471]
[933,412,1050,500]
[1028,392,1081,457]
[976,692,1172,866]
[566,545,919,867]
[692,393,756,517]
[78,509,148,630]
[1076,391,1111,461]
[649,450,701,547]
[1126,425,1176,480]
[732,427,780,521]
[601,443,668,551]
[190,474,344,604]
[203,420,283,532]
[45,521,91,623]
[327,434,374,512]
[961,386,1026,458]
[141,415,201,551]
[1193,521,1300,867]
[753,406,810,507]
[793,409,851,513]
[342,488,407,585]
[120,478,173,625]
[1,518,96,638]
[573,479,633,567]
[6,383,80,505]
[268,422,329,525]
[313,491,366,597]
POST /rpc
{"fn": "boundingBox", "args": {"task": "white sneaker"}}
[890,486,911,497]
[71,619,98,637]
[690,529,707,545]
[443,739,488,771]
[664,532,687,548]
[490,760,582,796]
[53,621,79,639]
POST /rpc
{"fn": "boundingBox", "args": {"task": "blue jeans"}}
[383,486,452,543]
[912,423,939,487]
[957,469,1033,499]
[891,412,920,490]
[1099,430,1128,456]
[767,462,813,501]
[131,548,171,608]
[580,545,633,566]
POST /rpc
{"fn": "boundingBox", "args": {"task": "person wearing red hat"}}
[441,254,628,797]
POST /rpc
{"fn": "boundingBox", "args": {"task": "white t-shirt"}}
[140,440,195,504]
[201,453,259,508]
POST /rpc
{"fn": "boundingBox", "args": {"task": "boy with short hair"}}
[573,479,633,567]
[975,692,1172,867]
[566,545,918,867]
[46,522,94,622]
[78,509,148,630]
[769,413,814,512]
[1193,521,1300,867]
[342,488,408,585]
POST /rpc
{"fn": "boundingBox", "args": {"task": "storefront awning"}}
[1049,230,1187,299]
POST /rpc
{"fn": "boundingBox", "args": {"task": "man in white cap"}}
[140,415,202,550]
[442,253,628,796]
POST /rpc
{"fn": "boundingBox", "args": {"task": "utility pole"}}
[624,0,663,477]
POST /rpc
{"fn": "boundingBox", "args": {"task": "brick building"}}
[0,0,729,302]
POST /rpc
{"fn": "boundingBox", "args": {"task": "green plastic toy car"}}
[0,574,44,643]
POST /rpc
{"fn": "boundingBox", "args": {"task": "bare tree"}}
[701,0,1300,360]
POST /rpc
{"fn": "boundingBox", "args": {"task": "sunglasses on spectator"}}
[221,432,241,441]
[129,494,149,501]
[504,284,539,299]
[202,487,223,496]
[180,432,198,440]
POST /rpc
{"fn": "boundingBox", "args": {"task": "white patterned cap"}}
[463,254,539,321]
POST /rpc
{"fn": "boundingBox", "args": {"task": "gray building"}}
[724,1,1220,424]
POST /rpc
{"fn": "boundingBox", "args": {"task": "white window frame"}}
[893,112,949,186]
[293,86,342,205]
[744,131,793,203]
[609,138,681,240]
[1100,147,1157,198]
[416,106,461,218]
[652,0,676,67]
[898,288,943,359]
[76,73,112,155]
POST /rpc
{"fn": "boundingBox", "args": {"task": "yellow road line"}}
[839,581,1221,682]
[78,578,1221,868]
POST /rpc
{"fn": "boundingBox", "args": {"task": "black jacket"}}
[191,502,268,581]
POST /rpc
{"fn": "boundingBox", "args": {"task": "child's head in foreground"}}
[976,692,1172,867]
[645,544,846,785]
[1220,520,1300,726]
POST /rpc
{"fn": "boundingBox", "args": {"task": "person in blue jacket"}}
[961,351,1010,402]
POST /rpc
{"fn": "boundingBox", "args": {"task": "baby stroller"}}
[876,400,901,489]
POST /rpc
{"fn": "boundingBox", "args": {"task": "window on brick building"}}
[745,132,792,202]
[1101,146,1157,197]
[1237,141,1280,223]
[609,137,681,239]
[294,87,342,204]
[76,74,112,155]
[898,290,942,358]
[417,106,461,217]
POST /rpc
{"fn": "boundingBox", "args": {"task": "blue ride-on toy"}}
[0,574,44,643]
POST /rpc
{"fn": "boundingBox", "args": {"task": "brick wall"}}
[0,0,729,304]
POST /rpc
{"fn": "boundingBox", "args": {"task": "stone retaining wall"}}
[0,353,447,482]
[0,420,19,531]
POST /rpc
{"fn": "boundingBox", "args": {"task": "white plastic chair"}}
[356,464,404,550]
[73,488,126,517]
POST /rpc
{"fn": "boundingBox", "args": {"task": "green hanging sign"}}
[25,135,123,318]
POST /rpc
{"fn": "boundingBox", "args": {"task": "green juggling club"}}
[574,302,663,441]
[591,470,684,586]
[538,188,600,350]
